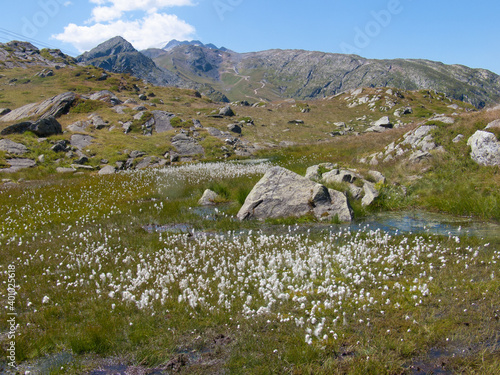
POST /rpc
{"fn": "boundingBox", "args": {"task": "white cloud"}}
[90,0,195,22]
[53,12,196,52]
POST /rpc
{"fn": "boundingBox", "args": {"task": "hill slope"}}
[152,44,500,108]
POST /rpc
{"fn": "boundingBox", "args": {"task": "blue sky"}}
[1,0,500,74]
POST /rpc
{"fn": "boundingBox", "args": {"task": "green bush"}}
[70,99,107,114]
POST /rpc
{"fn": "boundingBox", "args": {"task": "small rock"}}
[485,119,500,130]
[98,165,116,175]
[56,167,76,173]
[227,124,242,134]
[129,150,146,159]
[139,94,147,100]
[452,134,464,143]
[219,106,235,117]
[372,116,392,128]
[198,189,220,206]
[362,182,379,206]
[367,170,386,184]
[51,140,69,153]
[74,156,89,165]
[0,108,11,116]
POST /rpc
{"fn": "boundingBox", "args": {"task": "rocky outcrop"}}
[0,92,76,122]
[0,139,28,155]
[362,124,443,165]
[237,166,353,222]
[1,116,63,137]
[467,130,500,166]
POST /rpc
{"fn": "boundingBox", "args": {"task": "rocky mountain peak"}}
[77,36,137,61]
[162,39,219,51]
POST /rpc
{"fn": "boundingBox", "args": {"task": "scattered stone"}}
[372,116,393,128]
[67,120,90,132]
[124,99,137,105]
[467,130,500,166]
[0,108,11,116]
[305,165,322,180]
[56,167,76,173]
[122,122,132,134]
[0,92,76,122]
[448,104,459,110]
[367,170,386,184]
[129,150,146,159]
[288,119,304,124]
[133,111,145,121]
[485,119,500,130]
[394,107,412,117]
[452,134,464,143]
[198,189,220,206]
[362,182,379,206]
[151,111,175,133]
[38,154,45,163]
[322,169,360,184]
[2,158,36,172]
[133,105,147,111]
[138,94,147,100]
[237,166,353,222]
[35,68,54,78]
[135,156,153,169]
[51,140,69,152]
[227,124,241,134]
[408,150,432,163]
[219,106,235,116]
[98,165,116,176]
[112,105,127,114]
[206,127,223,137]
[428,115,455,124]
[70,134,94,150]
[74,156,88,165]
[89,114,107,129]
[89,90,121,105]
[192,119,203,128]
[70,164,94,170]
[0,139,28,155]
[171,134,204,156]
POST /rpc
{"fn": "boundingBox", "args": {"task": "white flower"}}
[42,296,50,304]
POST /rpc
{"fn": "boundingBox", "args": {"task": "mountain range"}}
[2,36,500,108]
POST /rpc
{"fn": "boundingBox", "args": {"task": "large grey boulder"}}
[171,134,204,156]
[0,139,28,155]
[0,116,63,137]
[0,92,76,122]
[237,166,353,222]
[467,130,500,166]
